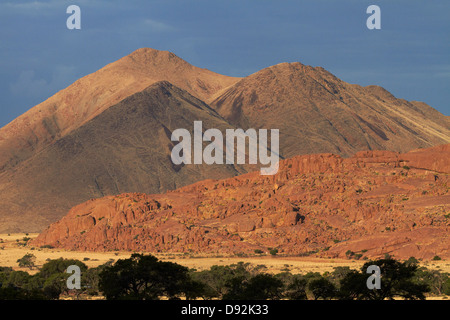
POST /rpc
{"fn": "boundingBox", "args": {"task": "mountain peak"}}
[123,47,188,68]
[245,61,337,86]
[253,61,307,75]
[0,48,240,172]
[210,61,450,158]
[130,47,169,56]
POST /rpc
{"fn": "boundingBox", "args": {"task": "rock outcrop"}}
[31,144,450,260]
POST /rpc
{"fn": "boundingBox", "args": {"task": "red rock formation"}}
[30,145,450,260]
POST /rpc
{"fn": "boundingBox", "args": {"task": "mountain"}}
[30,144,450,260]
[210,62,450,158]
[1,48,449,233]
[0,48,240,172]
[0,81,250,232]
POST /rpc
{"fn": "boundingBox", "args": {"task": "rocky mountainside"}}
[31,144,450,260]
[210,62,450,158]
[0,81,251,232]
[0,48,240,172]
[1,48,449,233]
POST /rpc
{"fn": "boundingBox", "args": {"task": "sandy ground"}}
[1,233,449,300]
[2,233,450,276]
[0,233,366,275]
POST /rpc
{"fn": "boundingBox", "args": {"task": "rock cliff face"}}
[31,144,450,260]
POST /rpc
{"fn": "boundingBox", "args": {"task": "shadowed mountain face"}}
[0,81,249,232]
[210,62,450,158]
[0,48,449,233]
[0,48,240,172]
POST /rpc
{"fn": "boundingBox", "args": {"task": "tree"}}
[42,273,67,299]
[98,253,190,300]
[338,270,368,300]
[412,267,449,296]
[222,275,248,300]
[345,250,355,259]
[284,275,308,300]
[190,267,231,299]
[444,275,450,296]
[16,253,36,270]
[157,260,193,299]
[243,274,284,300]
[308,277,336,300]
[404,257,419,266]
[0,286,47,300]
[81,267,102,296]
[34,258,88,299]
[0,287,27,300]
[338,258,429,300]
[364,258,429,300]
[192,262,253,299]
[223,273,284,300]
[0,270,47,300]
[38,258,87,279]
[183,278,208,300]
[329,266,353,287]
[4,270,33,289]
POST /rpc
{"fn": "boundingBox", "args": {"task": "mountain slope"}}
[31,144,450,260]
[2,48,450,234]
[0,48,241,171]
[210,62,450,158]
[0,81,249,232]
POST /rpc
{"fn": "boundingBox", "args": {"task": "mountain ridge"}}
[1,47,449,233]
[210,62,450,158]
[0,48,241,172]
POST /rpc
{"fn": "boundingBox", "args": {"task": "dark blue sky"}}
[1,0,449,128]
